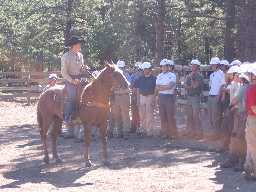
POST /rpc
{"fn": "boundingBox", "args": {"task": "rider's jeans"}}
[64,81,77,123]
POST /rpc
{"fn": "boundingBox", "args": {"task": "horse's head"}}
[98,63,129,91]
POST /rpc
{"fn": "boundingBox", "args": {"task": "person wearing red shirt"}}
[244,69,256,180]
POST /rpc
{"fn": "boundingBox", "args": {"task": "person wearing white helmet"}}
[42,73,58,92]
[220,59,230,73]
[221,73,250,170]
[220,63,243,168]
[243,68,256,180]
[208,56,225,140]
[116,60,132,82]
[184,59,204,139]
[218,64,238,152]
[116,60,126,68]
[230,59,242,66]
[134,61,142,69]
[130,61,144,133]
[134,62,156,136]
[156,59,177,138]
[130,62,143,86]
[110,59,131,138]
[166,59,175,72]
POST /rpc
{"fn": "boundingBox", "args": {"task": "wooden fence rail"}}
[0,70,211,107]
[0,71,63,105]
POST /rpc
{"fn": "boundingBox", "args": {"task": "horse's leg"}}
[99,121,110,166]
[40,118,51,164]
[84,123,93,167]
[51,117,63,163]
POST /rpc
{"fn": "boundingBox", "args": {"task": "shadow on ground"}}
[0,122,214,189]
[0,163,93,189]
[0,124,39,145]
[1,122,256,190]
[210,164,256,192]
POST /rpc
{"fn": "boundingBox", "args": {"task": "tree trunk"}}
[224,0,236,61]
[64,0,74,50]
[154,0,166,65]
[134,0,144,60]
[238,0,256,61]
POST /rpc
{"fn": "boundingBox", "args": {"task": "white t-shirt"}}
[156,72,176,95]
[230,81,241,104]
[209,70,225,96]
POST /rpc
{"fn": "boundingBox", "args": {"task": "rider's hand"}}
[81,65,90,71]
[71,79,80,85]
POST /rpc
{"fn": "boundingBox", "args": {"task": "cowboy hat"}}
[65,35,84,47]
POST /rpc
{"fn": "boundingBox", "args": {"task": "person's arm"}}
[132,78,140,93]
[231,97,239,107]
[220,73,226,87]
[80,54,92,78]
[155,75,161,92]
[61,56,73,83]
[157,84,175,91]
[157,75,176,91]
[252,106,256,114]
[249,89,256,114]
[198,75,204,92]
[184,75,192,90]
[209,75,212,91]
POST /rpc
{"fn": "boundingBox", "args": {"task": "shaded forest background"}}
[0,0,256,71]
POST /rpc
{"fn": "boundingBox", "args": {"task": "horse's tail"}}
[37,105,43,131]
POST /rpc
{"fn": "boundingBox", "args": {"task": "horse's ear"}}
[104,60,115,70]
[104,60,114,66]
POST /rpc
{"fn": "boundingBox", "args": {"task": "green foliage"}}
[0,0,227,71]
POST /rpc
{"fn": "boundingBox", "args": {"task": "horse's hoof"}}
[43,156,50,164]
[85,160,94,168]
[103,160,111,167]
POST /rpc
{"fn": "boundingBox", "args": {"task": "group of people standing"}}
[110,58,206,140]
[109,56,256,181]
[203,57,256,181]
[109,59,179,139]
[58,35,256,181]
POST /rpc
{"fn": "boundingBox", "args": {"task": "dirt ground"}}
[0,101,256,192]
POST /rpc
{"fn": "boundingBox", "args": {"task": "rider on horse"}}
[61,35,89,134]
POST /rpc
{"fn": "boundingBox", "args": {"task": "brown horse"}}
[37,64,128,166]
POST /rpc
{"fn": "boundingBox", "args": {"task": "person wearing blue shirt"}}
[130,62,143,133]
[134,62,156,136]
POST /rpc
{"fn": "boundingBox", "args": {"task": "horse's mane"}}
[81,64,115,98]
[81,64,129,101]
